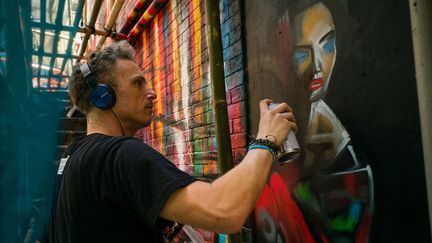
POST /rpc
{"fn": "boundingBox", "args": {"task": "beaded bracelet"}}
[248,136,280,160]
[248,138,279,151]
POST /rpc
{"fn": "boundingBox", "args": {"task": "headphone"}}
[80,62,116,110]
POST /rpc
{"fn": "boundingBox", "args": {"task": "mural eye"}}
[294,49,309,64]
[322,34,336,53]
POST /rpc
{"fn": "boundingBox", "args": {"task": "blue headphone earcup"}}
[90,84,116,110]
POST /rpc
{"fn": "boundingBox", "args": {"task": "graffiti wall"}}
[133,0,216,176]
[245,0,430,242]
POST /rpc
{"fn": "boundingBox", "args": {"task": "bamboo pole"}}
[77,0,103,59]
[204,0,233,176]
[96,0,125,50]
[205,1,241,241]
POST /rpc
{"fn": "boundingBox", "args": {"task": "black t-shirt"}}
[49,133,197,243]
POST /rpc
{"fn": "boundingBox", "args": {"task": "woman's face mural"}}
[254,1,374,242]
[293,2,336,102]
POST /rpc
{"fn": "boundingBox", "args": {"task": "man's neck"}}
[86,110,127,136]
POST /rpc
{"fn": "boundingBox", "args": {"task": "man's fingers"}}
[278,112,296,123]
[274,103,293,113]
[259,99,273,113]
[278,112,298,133]
[267,102,293,113]
[289,121,298,134]
[260,100,294,115]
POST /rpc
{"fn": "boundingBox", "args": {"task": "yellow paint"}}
[170,1,181,116]
[153,14,164,152]
[143,11,153,20]
[188,0,203,93]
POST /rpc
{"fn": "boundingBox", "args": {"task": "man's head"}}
[69,41,157,134]
[69,40,135,114]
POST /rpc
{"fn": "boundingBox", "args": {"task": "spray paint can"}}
[268,103,301,163]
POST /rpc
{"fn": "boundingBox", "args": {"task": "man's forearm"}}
[210,148,274,229]
[160,148,274,233]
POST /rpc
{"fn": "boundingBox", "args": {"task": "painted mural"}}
[246,0,429,242]
[253,1,373,242]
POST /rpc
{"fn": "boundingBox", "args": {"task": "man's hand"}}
[256,99,297,146]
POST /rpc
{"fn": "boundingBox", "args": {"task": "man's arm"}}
[160,99,297,233]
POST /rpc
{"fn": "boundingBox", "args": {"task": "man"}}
[49,41,297,242]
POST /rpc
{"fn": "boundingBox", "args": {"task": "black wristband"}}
[249,137,280,154]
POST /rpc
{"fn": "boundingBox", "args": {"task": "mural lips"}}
[309,78,324,91]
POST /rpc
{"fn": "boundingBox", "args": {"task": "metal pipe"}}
[31,21,75,31]
[127,0,167,42]
[60,0,84,73]
[96,0,125,50]
[19,0,33,92]
[2,1,32,240]
[47,0,66,85]
[77,0,103,58]
[409,0,432,238]
[36,0,46,86]
[4,0,31,123]
[119,0,150,34]
[33,51,80,59]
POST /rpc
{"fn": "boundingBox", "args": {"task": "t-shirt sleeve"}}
[115,139,197,230]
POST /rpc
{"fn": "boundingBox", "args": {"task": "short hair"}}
[69,40,135,114]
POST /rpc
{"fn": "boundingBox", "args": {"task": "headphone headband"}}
[80,62,97,88]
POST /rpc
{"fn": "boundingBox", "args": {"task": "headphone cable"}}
[110,109,125,136]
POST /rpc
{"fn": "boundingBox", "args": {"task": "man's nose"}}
[146,89,157,101]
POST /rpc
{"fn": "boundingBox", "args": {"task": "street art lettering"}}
[254,0,374,242]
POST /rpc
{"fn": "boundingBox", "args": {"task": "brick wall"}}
[220,0,247,169]
[111,0,247,178]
